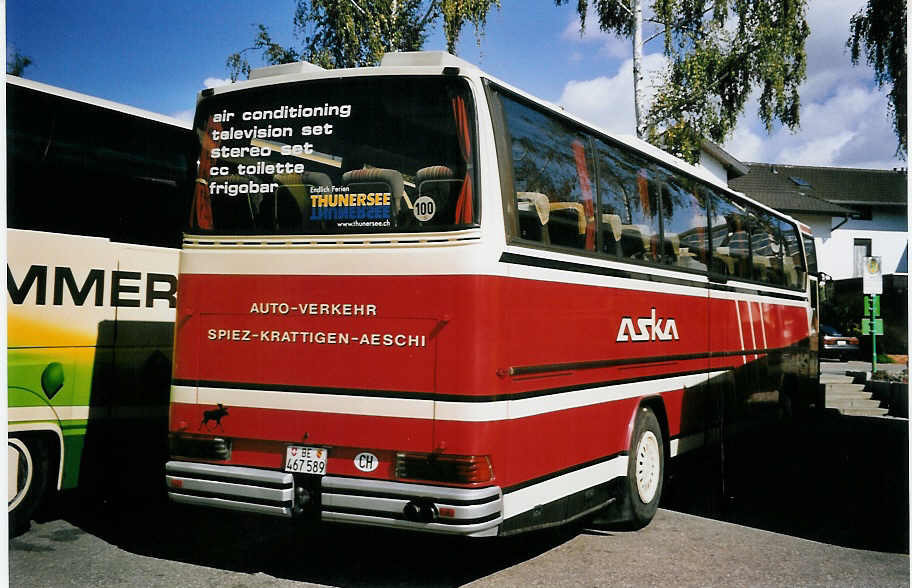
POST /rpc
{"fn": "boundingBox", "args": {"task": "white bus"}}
[7,76,193,534]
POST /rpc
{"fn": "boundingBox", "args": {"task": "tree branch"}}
[418,1,438,31]
[644,26,666,45]
[348,0,367,16]
[613,0,632,17]
[646,5,712,28]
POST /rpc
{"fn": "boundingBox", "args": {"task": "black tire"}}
[624,407,664,529]
[8,437,49,537]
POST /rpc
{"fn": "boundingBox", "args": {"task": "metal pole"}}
[872,294,878,372]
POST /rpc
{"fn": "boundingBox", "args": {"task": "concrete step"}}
[826,389,871,399]
[820,373,855,385]
[825,383,868,395]
[840,407,891,417]
[827,397,884,410]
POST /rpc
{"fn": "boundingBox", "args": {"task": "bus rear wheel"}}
[8,437,49,537]
[624,407,664,529]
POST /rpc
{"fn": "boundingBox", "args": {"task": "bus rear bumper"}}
[322,475,503,537]
[165,461,503,537]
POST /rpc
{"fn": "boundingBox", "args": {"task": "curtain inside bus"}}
[452,95,474,224]
[571,139,596,251]
[190,116,219,230]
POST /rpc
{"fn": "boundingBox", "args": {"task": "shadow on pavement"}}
[39,491,578,587]
[661,409,909,554]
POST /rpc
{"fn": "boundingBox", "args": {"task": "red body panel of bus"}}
[170,272,809,490]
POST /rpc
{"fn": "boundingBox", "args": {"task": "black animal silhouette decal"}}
[201,403,229,430]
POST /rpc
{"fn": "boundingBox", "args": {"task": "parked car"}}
[820,324,860,361]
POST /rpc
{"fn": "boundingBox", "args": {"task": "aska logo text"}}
[616,308,679,342]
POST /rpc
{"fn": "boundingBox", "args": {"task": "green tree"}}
[848,0,907,157]
[557,0,810,163]
[7,49,33,76]
[227,0,500,80]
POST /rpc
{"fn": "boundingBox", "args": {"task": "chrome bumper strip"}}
[166,461,295,517]
[169,492,293,517]
[165,461,502,536]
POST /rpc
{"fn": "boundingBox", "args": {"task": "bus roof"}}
[7,75,191,130]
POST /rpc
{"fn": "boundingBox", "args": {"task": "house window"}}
[853,238,872,277]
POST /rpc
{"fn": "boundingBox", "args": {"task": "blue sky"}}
[6,0,905,170]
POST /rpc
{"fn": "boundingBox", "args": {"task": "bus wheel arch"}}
[635,397,670,456]
[8,428,62,537]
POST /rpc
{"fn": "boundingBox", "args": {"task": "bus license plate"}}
[284,446,328,475]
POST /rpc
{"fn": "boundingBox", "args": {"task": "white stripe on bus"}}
[172,386,197,405]
[438,371,724,422]
[8,405,90,423]
[179,250,809,308]
[8,405,170,425]
[174,371,727,424]
[194,386,435,420]
[502,455,628,520]
[747,301,758,360]
[734,300,747,365]
[669,430,707,457]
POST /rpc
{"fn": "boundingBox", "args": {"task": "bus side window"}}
[709,191,751,280]
[801,232,818,277]
[750,208,785,286]
[780,220,806,289]
[500,94,595,251]
[653,168,710,272]
[595,139,661,263]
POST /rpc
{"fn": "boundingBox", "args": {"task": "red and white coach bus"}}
[165,51,820,537]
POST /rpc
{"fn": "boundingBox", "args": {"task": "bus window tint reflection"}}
[653,167,710,272]
[501,95,596,251]
[595,140,660,262]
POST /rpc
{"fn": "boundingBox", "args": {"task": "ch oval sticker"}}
[354,452,379,472]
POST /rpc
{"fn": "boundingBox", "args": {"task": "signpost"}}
[862,257,883,371]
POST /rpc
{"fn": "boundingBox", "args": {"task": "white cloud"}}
[560,6,641,60]
[804,0,865,71]
[597,37,630,60]
[204,77,232,88]
[722,83,900,169]
[560,9,607,43]
[778,132,857,166]
[558,53,668,135]
[725,123,766,163]
[170,109,195,124]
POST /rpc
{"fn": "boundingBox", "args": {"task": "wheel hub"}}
[634,430,660,503]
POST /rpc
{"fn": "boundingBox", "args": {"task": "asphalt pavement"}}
[9,502,909,587]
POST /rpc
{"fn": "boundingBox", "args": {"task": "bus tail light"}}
[395,452,493,484]
[169,433,231,461]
